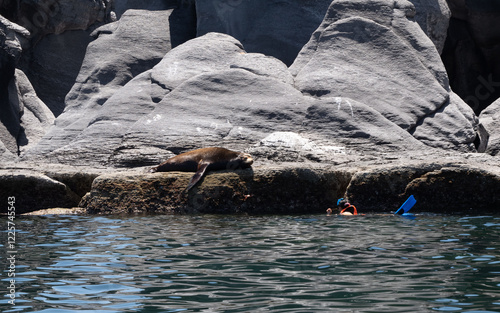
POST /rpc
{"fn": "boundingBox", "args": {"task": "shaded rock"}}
[291,0,478,152]
[1,17,53,157]
[167,0,197,48]
[1,16,29,156]
[0,161,125,213]
[442,0,500,114]
[9,69,55,154]
[0,170,81,214]
[195,0,332,66]
[12,0,111,39]
[346,162,443,212]
[24,9,174,161]
[19,29,93,116]
[411,91,478,150]
[82,165,354,215]
[346,162,500,213]
[45,171,100,198]
[80,155,500,215]
[0,15,30,60]
[405,166,500,213]
[66,9,172,110]
[479,97,500,156]
[15,0,195,117]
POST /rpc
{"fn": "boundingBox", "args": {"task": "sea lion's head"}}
[238,152,254,167]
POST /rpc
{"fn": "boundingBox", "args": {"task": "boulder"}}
[0,170,81,214]
[2,0,110,118]
[479,97,500,156]
[111,0,197,47]
[346,162,500,213]
[23,9,174,161]
[290,0,479,152]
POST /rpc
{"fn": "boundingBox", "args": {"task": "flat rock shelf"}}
[2,152,500,215]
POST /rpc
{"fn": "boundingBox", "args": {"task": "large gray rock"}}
[65,9,173,110]
[23,23,480,167]
[479,97,500,156]
[19,1,484,166]
[25,32,426,167]
[24,9,174,161]
[25,33,299,165]
[196,0,332,66]
[290,0,478,152]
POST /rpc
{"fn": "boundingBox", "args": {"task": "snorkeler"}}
[327,198,358,216]
[327,195,416,217]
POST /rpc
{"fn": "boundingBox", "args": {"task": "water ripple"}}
[1,214,500,312]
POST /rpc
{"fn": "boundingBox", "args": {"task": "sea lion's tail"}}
[149,166,158,173]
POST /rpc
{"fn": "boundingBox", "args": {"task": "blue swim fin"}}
[395,195,416,215]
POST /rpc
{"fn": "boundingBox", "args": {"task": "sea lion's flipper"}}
[185,161,209,192]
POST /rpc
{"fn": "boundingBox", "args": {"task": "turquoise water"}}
[1,214,500,312]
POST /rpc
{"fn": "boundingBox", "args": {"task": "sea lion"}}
[150,147,254,191]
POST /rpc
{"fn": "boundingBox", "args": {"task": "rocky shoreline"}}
[2,150,499,216]
[2,0,499,216]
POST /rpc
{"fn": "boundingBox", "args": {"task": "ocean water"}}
[1,213,500,312]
